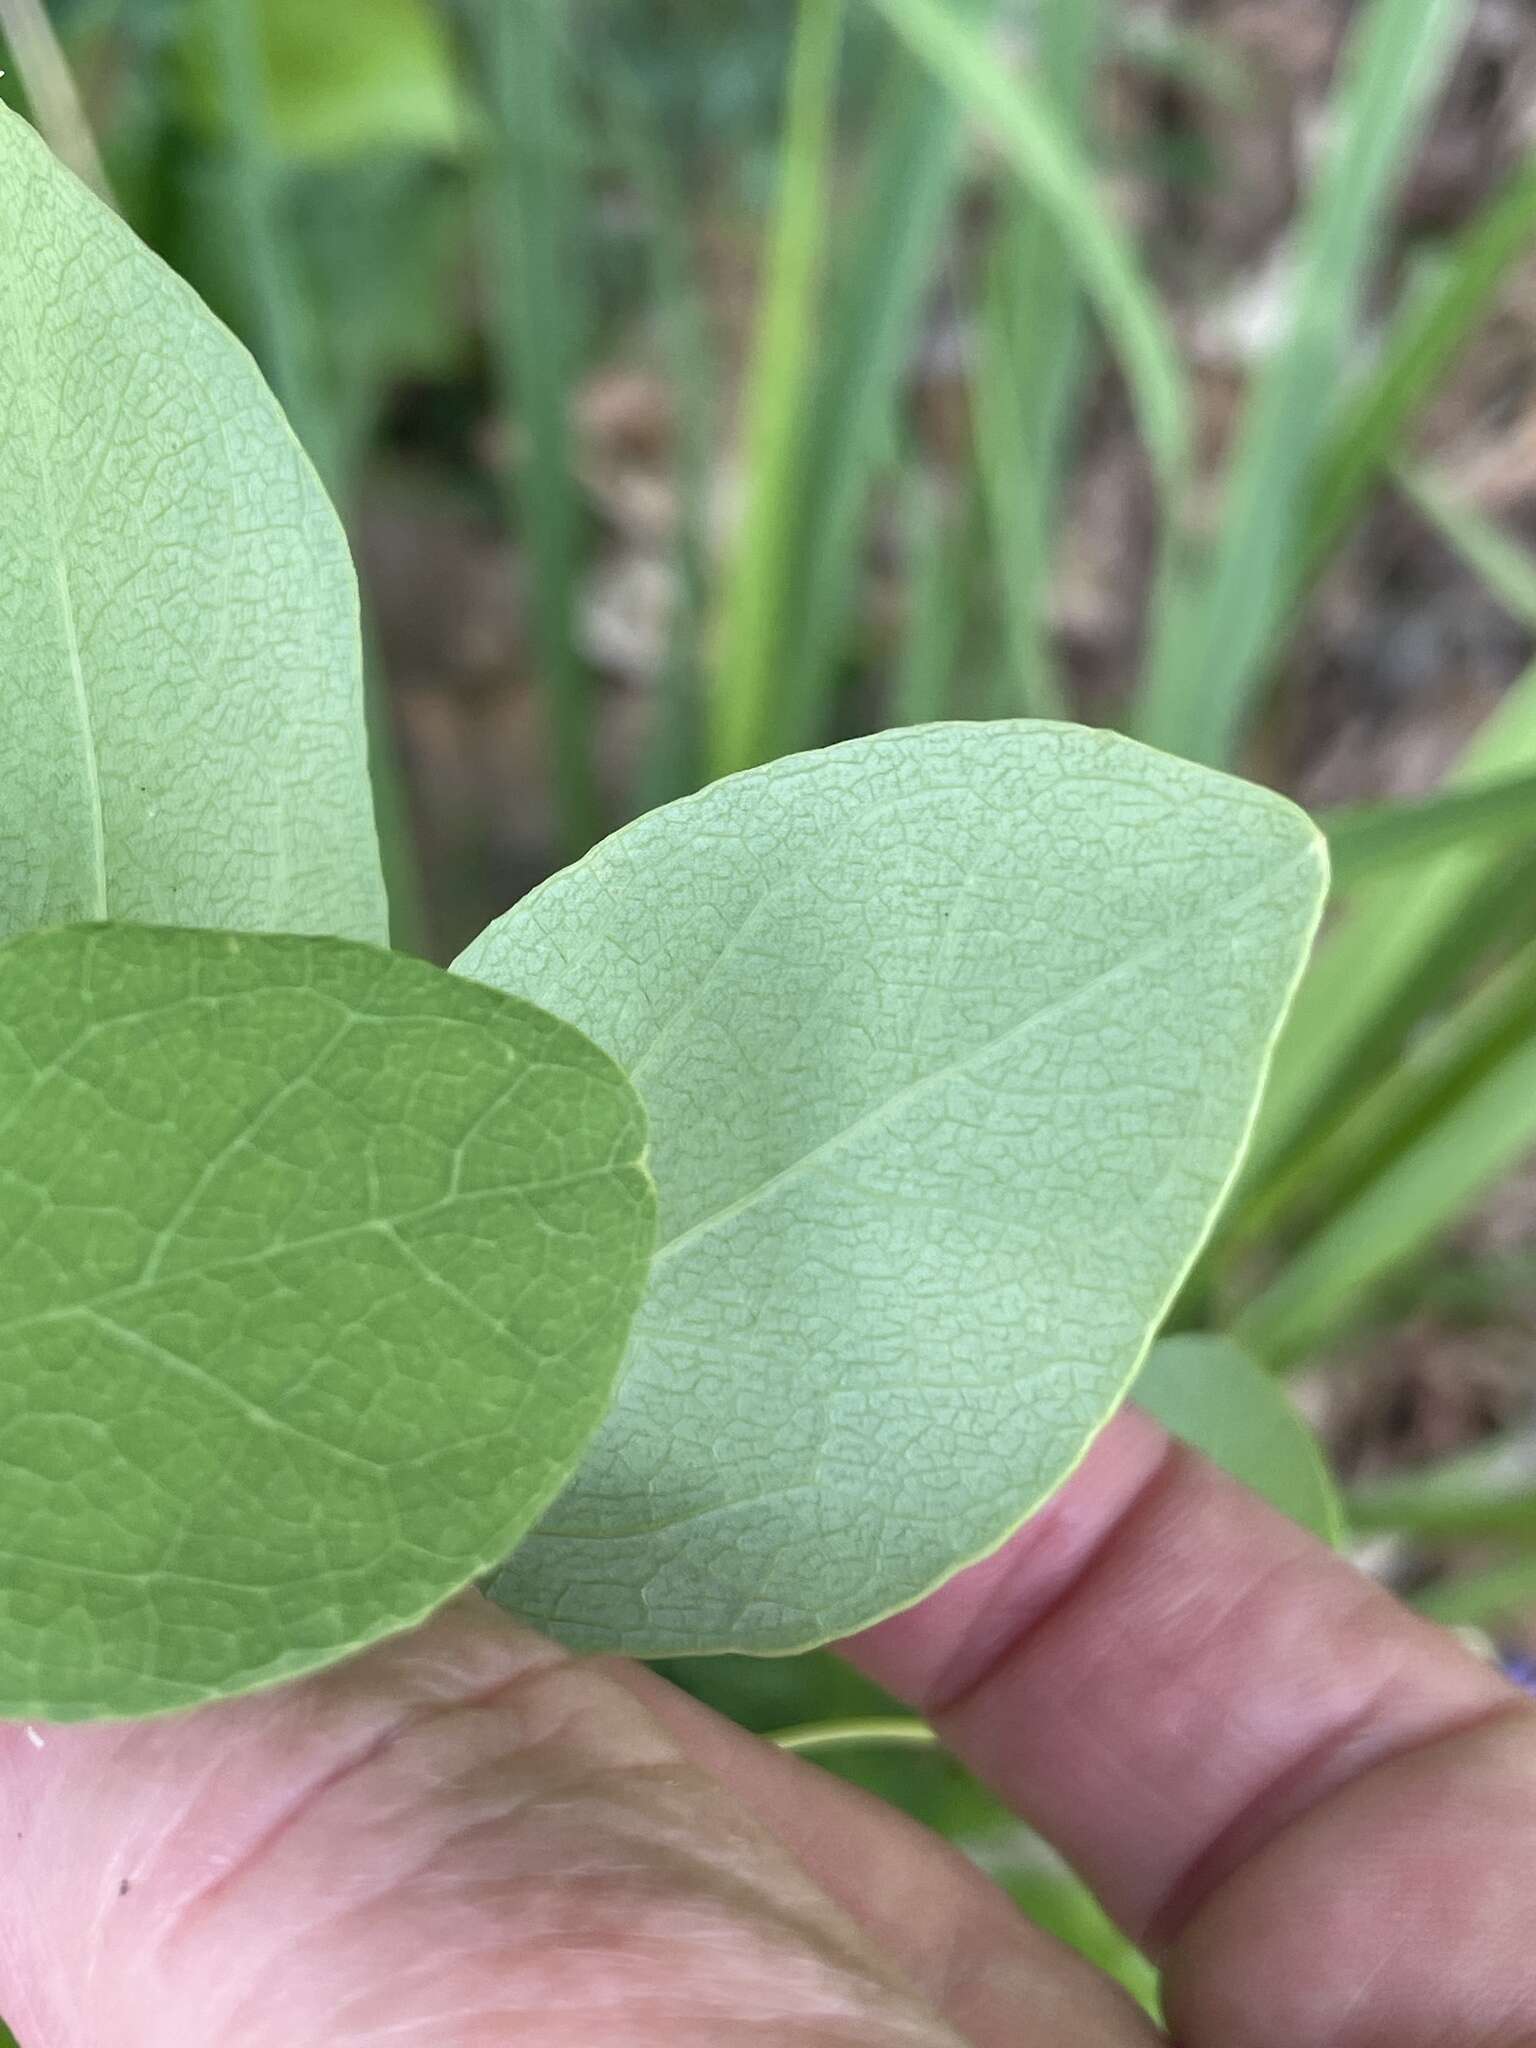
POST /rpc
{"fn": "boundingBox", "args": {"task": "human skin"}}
[2,1405,1533,2046]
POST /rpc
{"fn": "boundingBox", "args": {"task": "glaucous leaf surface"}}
[0,925,654,1720]
[461,723,1328,1654]
[0,106,386,946]
[1135,1335,1343,1546]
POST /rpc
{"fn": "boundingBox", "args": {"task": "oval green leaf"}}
[0,106,386,946]
[1135,1335,1344,1546]
[0,924,654,1720]
[458,723,1328,1655]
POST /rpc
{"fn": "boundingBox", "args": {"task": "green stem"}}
[973,0,1104,722]
[893,474,971,726]
[478,0,599,854]
[205,0,311,449]
[604,32,715,812]
[0,0,113,203]
[712,0,847,779]
[769,1716,940,1757]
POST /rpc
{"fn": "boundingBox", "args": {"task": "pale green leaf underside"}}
[1135,1335,1344,1547]
[0,106,386,946]
[461,723,1327,1655]
[0,925,654,1720]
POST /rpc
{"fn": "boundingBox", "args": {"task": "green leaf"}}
[184,0,462,162]
[0,104,386,947]
[460,723,1327,1655]
[0,924,654,1721]
[1135,1335,1344,1545]
[991,1835,1161,2019]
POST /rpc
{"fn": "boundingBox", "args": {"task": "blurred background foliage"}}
[5,0,1536,2014]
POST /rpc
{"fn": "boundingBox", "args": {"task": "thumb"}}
[0,1599,955,2048]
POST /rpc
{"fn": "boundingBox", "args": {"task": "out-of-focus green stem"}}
[712,0,847,779]
[974,0,1104,721]
[0,0,112,202]
[205,0,312,451]
[477,0,599,856]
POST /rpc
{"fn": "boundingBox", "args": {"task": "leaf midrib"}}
[0,1163,626,1332]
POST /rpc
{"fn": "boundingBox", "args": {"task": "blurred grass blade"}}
[1136,0,1471,766]
[974,0,1105,720]
[865,0,1189,496]
[602,39,718,812]
[1325,770,1536,888]
[475,0,598,853]
[1301,154,1536,587]
[0,0,111,201]
[1233,935,1536,1252]
[1351,1428,1536,1541]
[1414,1555,1536,1627]
[892,475,971,726]
[205,0,313,450]
[1247,657,1536,1186]
[711,0,847,780]
[1417,1248,1536,1321]
[1236,1023,1536,1368]
[1398,464,1536,631]
[777,0,994,757]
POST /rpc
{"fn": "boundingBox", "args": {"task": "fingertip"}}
[844,1407,1174,1708]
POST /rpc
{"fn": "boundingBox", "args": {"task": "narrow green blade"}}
[711,0,847,779]
[865,0,1189,495]
[473,0,598,852]
[974,0,1104,721]
[1239,1025,1536,1368]
[1136,0,1471,765]
[1398,464,1536,630]
[1325,773,1536,889]
[1351,1429,1536,1542]
[781,0,994,754]
[1251,658,1536,1184]
[1301,153,1536,588]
